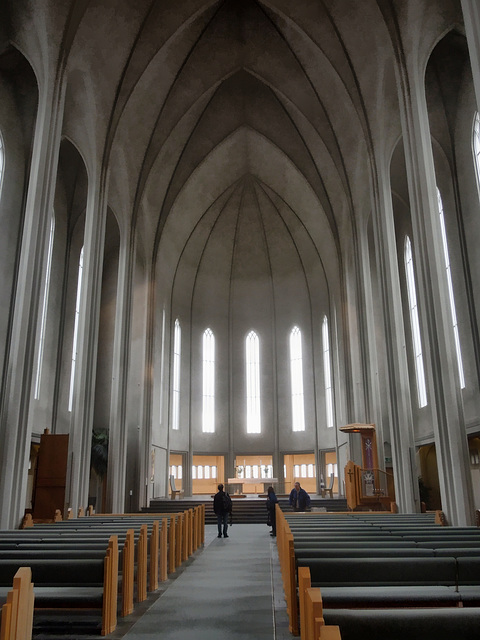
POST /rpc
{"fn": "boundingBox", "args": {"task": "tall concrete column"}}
[393,45,474,526]
[369,168,419,513]
[0,84,65,529]
[105,228,134,513]
[462,0,480,114]
[66,175,108,514]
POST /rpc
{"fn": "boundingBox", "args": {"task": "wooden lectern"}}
[340,423,395,511]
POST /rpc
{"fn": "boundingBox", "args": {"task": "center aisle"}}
[123,523,291,640]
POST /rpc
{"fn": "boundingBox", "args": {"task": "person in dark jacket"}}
[289,481,311,511]
[266,486,278,536]
[213,483,231,538]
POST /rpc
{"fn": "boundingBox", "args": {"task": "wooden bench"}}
[0,567,34,640]
[0,536,118,636]
[323,607,480,640]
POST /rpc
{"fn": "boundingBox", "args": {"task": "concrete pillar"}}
[66,175,108,514]
[105,229,133,512]
[0,84,65,529]
[462,0,480,114]
[395,49,474,525]
[369,169,419,513]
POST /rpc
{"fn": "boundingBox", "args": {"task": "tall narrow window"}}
[404,236,427,407]
[0,132,5,196]
[172,319,181,430]
[437,188,465,388]
[34,213,55,399]
[290,326,305,431]
[159,307,166,423]
[246,330,261,433]
[68,247,84,412]
[322,316,334,428]
[473,112,480,193]
[202,328,215,433]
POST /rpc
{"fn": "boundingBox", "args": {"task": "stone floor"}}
[120,523,291,640]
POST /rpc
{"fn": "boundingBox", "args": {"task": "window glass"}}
[437,188,465,389]
[34,213,55,399]
[404,236,428,407]
[322,317,334,427]
[202,328,215,432]
[246,331,261,433]
[473,112,480,193]
[0,133,4,195]
[68,247,84,412]
[172,319,181,430]
[290,326,305,431]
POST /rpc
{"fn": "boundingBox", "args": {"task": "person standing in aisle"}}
[266,486,278,536]
[213,483,232,538]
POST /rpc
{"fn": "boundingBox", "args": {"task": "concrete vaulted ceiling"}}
[57,0,400,305]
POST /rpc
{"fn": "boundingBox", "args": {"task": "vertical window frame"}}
[202,328,215,433]
[68,247,84,412]
[245,330,261,434]
[172,319,181,430]
[322,316,334,428]
[437,188,465,389]
[290,326,305,432]
[404,236,428,407]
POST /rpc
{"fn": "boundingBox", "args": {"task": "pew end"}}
[0,567,34,640]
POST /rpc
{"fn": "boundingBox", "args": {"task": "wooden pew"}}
[2,506,203,630]
[0,567,34,640]
[0,536,118,637]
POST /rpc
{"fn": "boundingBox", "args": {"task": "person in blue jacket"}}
[289,481,311,511]
[266,486,278,536]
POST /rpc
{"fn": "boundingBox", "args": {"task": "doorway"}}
[283,452,316,495]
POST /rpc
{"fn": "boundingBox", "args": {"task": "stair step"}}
[143,497,348,524]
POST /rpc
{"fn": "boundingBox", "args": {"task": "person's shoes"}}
[223,534,229,538]
[217,534,222,538]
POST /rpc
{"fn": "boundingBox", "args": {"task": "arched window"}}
[197,465,203,479]
[473,112,480,193]
[68,247,84,412]
[34,212,55,399]
[404,236,428,407]
[0,132,4,197]
[437,188,465,389]
[293,464,300,477]
[172,319,181,430]
[290,326,305,431]
[246,330,261,433]
[212,465,217,479]
[322,316,334,428]
[192,466,197,480]
[202,328,215,433]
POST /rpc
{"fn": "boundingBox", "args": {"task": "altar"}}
[227,478,278,494]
